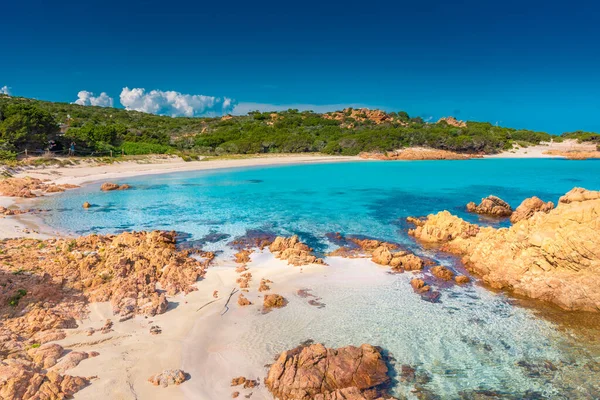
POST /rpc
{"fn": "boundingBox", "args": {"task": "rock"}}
[231,377,247,386]
[437,116,467,128]
[27,343,64,369]
[0,177,78,198]
[359,148,477,161]
[237,294,252,306]
[232,391,240,398]
[51,351,90,374]
[408,211,480,243]
[148,369,187,387]
[265,343,393,400]
[100,182,130,191]
[409,188,600,311]
[213,290,219,298]
[234,249,253,264]
[263,294,286,310]
[269,236,326,266]
[455,275,471,285]
[150,325,162,335]
[431,266,454,281]
[510,196,554,223]
[258,278,271,292]
[100,182,120,191]
[82,202,91,209]
[410,278,430,293]
[466,196,512,217]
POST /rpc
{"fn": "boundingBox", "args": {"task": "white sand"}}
[485,139,596,158]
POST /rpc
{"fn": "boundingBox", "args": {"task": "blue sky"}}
[1,0,599,133]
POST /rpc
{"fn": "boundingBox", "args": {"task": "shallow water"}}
[39,159,600,398]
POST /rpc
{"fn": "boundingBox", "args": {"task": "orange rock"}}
[82,202,91,209]
[148,369,187,387]
[466,196,512,217]
[510,196,554,223]
[237,294,252,306]
[431,266,455,281]
[437,116,467,127]
[410,188,600,312]
[234,249,253,264]
[231,376,246,386]
[360,148,478,161]
[265,343,393,400]
[455,275,471,285]
[263,294,286,310]
[269,236,325,266]
[100,182,120,191]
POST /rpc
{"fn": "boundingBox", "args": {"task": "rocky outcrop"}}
[437,116,467,128]
[466,196,512,217]
[265,343,395,400]
[0,177,78,198]
[323,108,396,126]
[269,236,325,266]
[408,211,480,243]
[0,230,212,398]
[234,249,252,264]
[148,369,188,387]
[510,196,554,223]
[409,188,600,311]
[100,182,130,191]
[359,148,477,161]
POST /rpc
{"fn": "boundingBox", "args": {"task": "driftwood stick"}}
[196,298,221,312]
[220,287,239,316]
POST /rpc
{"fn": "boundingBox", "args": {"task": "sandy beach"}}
[484,139,597,158]
[1,152,600,400]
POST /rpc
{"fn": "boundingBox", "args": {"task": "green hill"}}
[2,93,595,161]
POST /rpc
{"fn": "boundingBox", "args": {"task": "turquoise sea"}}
[39,159,600,398]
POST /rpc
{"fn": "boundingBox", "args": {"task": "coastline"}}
[2,154,600,399]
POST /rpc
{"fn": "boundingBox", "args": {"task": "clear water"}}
[39,159,600,398]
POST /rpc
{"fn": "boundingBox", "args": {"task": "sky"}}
[1,0,599,133]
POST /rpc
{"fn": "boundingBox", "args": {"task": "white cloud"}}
[232,102,373,115]
[73,90,114,107]
[119,87,237,117]
[0,86,10,95]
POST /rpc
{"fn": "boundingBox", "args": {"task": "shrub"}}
[120,142,172,155]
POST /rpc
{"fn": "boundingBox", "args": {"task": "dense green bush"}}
[120,141,172,155]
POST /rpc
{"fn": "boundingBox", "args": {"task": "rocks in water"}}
[148,369,188,387]
[328,235,427,273]
[269,236,325,266]
[237,294,252,306]
[100,182,130,191]
[431,266,455,281]
[466,195,512,217]
[510,196,554,223]
[82,202,91,209]
[455,275,471,285]
[409,188,600,311]
[263,294,286,310]
[265,343,394,400]
[408,211,480,243]
[410,278,430,294]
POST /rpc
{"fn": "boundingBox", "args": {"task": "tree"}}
[0,104,58,152]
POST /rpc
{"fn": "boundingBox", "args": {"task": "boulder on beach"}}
[269,236,325,266]
[148,369,188,387]
[265,343,395,400]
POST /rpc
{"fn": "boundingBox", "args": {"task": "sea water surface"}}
[40,159,600,398]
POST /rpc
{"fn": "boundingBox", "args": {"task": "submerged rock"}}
[265,343,396,400]
[466,195,512,217]
[409,188,600,312]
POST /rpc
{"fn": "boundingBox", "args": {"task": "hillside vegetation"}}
[1,94,597,161]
